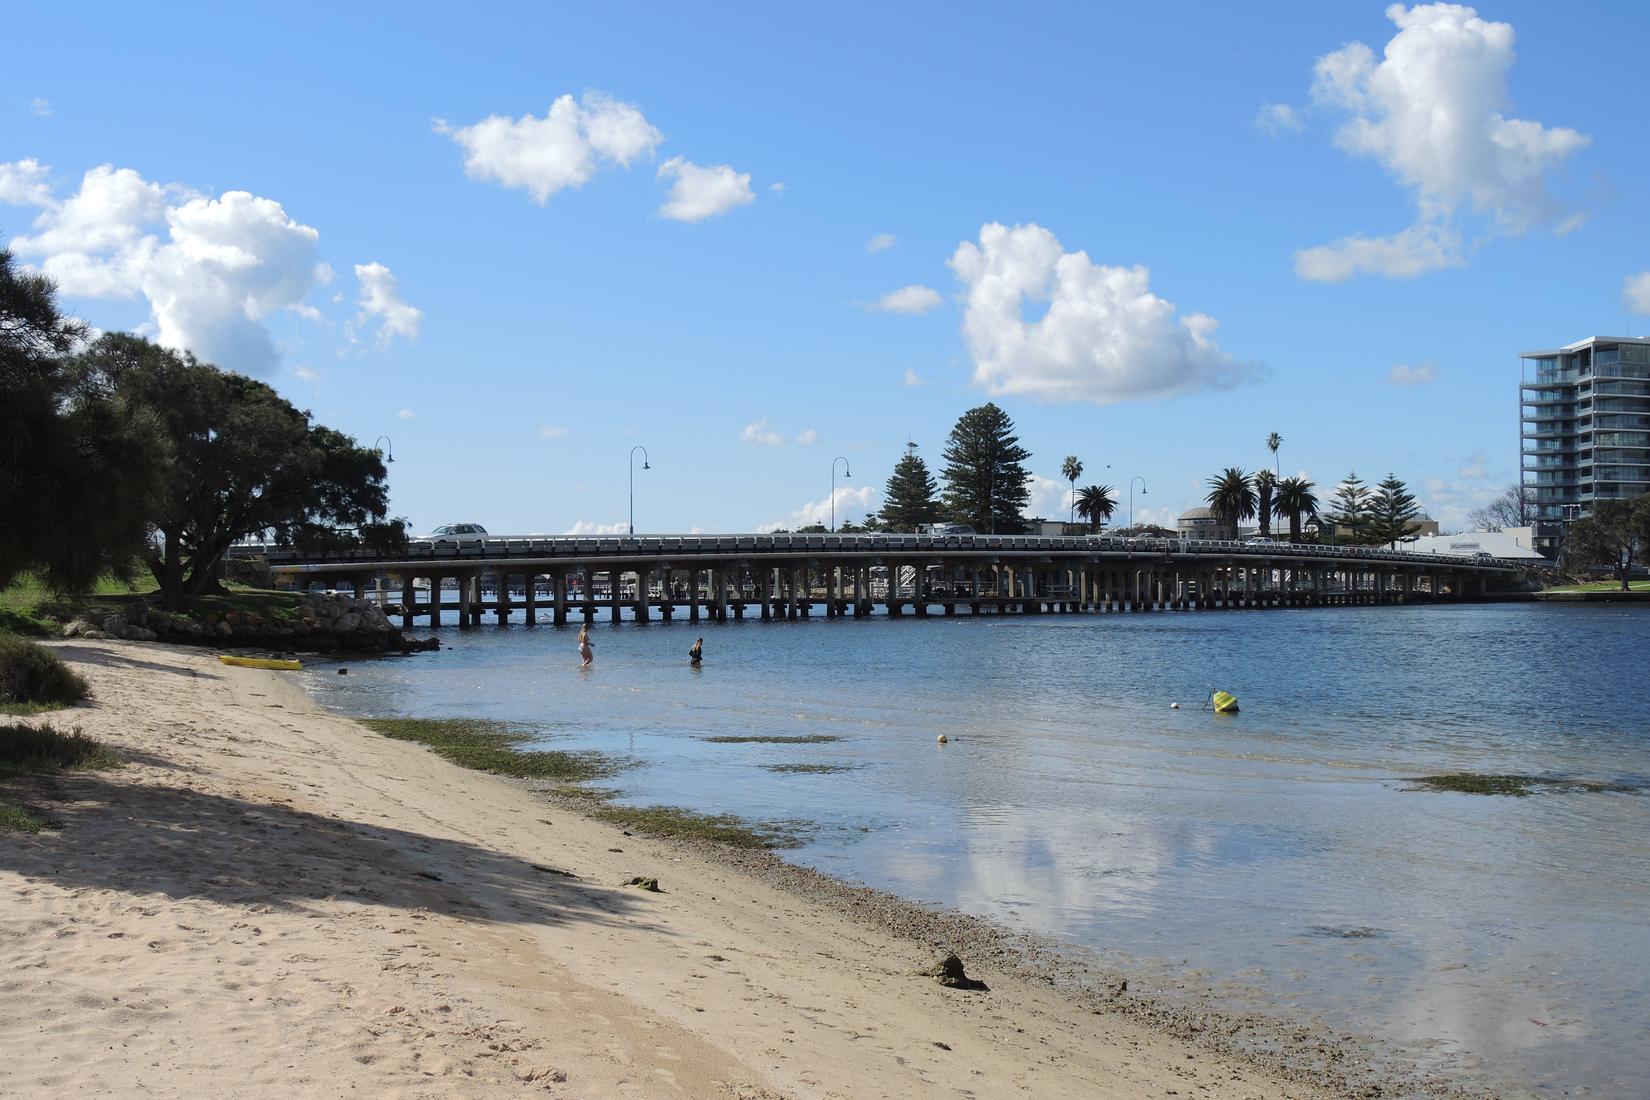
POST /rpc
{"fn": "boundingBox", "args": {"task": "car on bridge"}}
[422,523,489,547]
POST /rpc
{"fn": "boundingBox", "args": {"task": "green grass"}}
[0,701,69,717]
[0,572,303,634]
[1543,580,1650,593]
[0,633,90,707]
[357,717,620,783]
[0,802,54,833]
[702,734,842,745]
[0,721,123,778]
[587,803,807,849]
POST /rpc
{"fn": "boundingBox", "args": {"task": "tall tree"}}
[84,334,401,608]
[941,403,1031,534]
[1060,455,1083,523]
[1468,484,1539,531]
[1368,473,1422,546]
[1075,484,1116,533]
[1272,477,1318,542]
[1254,469,1276,538]
[1266,432,1282,474]
[1560,496,1650,591]
[871,442,940,532]
[1326,472,1373,545]
[0,247,162,592]
[1204,467,1257,539]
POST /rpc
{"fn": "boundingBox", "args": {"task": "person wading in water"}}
[578,624,594,667]
[688,637,703,666]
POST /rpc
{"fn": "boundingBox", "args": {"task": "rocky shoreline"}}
[60,592,438,654]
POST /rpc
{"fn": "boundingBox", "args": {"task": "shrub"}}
[0,633,89,706]
[0,721,120,777]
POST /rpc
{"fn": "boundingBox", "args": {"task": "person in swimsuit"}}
[688,637,703,665]
[578,623,593,666]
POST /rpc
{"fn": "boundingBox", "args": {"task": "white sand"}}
[1,640,1338,1098]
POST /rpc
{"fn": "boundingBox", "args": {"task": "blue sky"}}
[5,1,1647,534]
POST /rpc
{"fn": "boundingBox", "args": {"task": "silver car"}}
[423,522,489,547]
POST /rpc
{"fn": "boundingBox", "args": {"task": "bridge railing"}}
[241,532,1518,571]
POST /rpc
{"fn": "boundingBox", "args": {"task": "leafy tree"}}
[940,403,1031,534]
[1060,455,1083,523]
[1266,431,1282,474]
[871,442,940,531]
[1560,495,1650,591]
[1326,472,1373,545]
[1075,485,1116,533]
[1255,469,1276,538]
[0,248,162,592]
[83,334,401,608]
[1468,484,1538,531]
[1271,477,1318,543]
[795,524,828,534]
[1204,467,1256,538]
[1368,473,1422,546]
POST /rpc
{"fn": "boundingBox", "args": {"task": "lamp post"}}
[628,445,650,535]
[831,456,851,532]
[373,435,393,463]
[1129,476,1148,531]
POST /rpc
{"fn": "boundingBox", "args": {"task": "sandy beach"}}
[2,640,1361,1099]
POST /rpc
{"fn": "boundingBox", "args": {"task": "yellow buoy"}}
[1210,690,1239,714]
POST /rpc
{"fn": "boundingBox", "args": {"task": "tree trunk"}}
[154,529,186,611]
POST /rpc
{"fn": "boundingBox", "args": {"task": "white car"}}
[423,523,489,547]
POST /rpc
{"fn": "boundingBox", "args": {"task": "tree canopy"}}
[1468,484,1538,531]
[1367,473,1422,546]
[1075,485,1116,533]
[1271,477,1318,542]
[1325,472,1372,544]
[1561,495,1650,590]
[1204,467,1256,537]
[940,403,1031,534]
[871,442,940,532]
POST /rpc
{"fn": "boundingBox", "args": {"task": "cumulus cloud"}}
[538,424,569,440]
[757,485,880,533]
[0,158,52,206]
[657,157,754,222]
[949,221,1254,405]
[903,368,927,387]
[292,365,320,383]
[436,93,661,204]
[866,233,897,253]
[769,181,786,194]
[794,428,818,445]
[29,98,51,118]
[1422,473,1501,530]
[1253,101,1303,135]
[1458,452,1487,479]
[1386,361,1437,386]
[869,284,943,315]
[1026,473,1075,519]
[1296,3,1589,282]
[351,261,421,347]
[740,417,784,447]
[565,520,628,535]
[1624,272,1650,314]
[397,407,415,420]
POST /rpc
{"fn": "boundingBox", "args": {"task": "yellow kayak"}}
[219,654,303,671]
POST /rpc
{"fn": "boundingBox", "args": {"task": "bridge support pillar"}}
[551,571,567,626]
[457,572,473,628]
[401,576,415,631]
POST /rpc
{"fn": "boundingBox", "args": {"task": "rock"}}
[921,954,989,991]
[215,621,234,638]
[294,621,313,637]
[126,626,158,642]
[333,613,361,633]
[224,611,240,627]
[102,614,127,635]
[623,877,661,892]
[126,604,149,626]
[61,620,88,638]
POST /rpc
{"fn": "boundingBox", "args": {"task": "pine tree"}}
[1326,472,1373,545]
[1368,473,1421,546]
[940,403,1031,534]
[871,442,940,531]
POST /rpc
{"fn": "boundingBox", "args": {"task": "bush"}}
[0,633,89,706]
[0,721,120,777]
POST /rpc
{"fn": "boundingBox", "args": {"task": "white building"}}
[1403,527,1547,562]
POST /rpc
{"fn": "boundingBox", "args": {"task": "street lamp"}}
[831,456,851,532]
[1129,476,1148,530]
[373,435,394,463]
[628,445,650,535]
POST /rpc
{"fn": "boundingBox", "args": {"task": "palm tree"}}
[1205,467,1257,539]
[1266,432,1282,475]
[1255,468,1276,538]
[1075,484,1116,533]
[1060,455,1083,523]
[1272,476,1318,542]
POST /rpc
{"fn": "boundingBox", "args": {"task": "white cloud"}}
[397,407,415,420]
[1458,452,1486,479]
[903,368,927,387]
[0,158,53,206]
[1421,473,1502,531]
[949,221,1254,405]
[769,181,786,194]
[29,98,51,118]
[793,428,818,445]
[538,424,569,440]
[1026,473,1074,519]
[436,93,661,204]
[565,520,628,535]
[757,485,880,532]
[292,365,320,383]
[870,284,943,314]
[740,416,784,447]
[350,261,421,347]
[1253,101,1303,135]
[1624,272,1650,315]
[1386,361,1437,386]
[657,157,755,222]
[1297,3,1589,282]
[866,233,897,253]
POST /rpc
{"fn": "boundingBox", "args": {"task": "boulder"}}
[214,620,233,638]
[333,613,362,634]
[102,614,128,636]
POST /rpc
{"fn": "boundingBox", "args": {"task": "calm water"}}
[303,602,1650,1097]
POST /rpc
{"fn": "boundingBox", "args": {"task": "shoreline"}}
[1,639,1486,1098]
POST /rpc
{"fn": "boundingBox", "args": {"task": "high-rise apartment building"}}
[1520,335,1650,556]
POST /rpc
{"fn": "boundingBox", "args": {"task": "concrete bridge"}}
[250,533,1529,629]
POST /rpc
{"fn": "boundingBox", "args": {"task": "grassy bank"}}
[0,721,124,832]
[0,572,303,636]
[1543,580,1650,593]
[358,716,808,849]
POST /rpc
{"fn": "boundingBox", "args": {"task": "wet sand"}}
[1,640,1470,1098]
